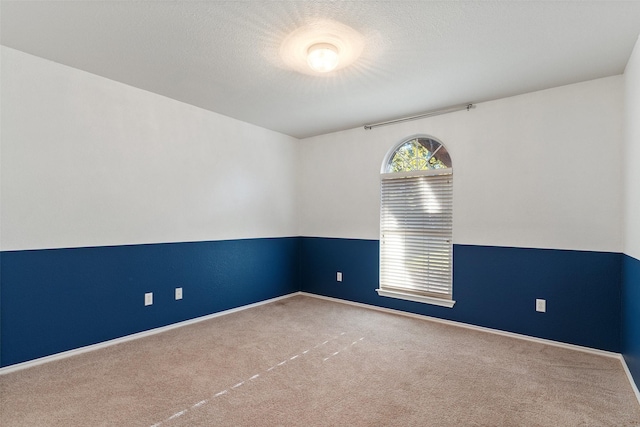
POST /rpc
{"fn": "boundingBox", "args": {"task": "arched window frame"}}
[377,135,455,308]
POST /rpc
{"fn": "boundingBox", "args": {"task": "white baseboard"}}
[0,292,299,375]
[300,292,619,358]
[3,290,639,407]
[620,354,640,406]
[300,292,640,406]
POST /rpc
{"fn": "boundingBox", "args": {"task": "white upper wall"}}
[298,76,624,252]
[624,36,640,260]
[0,47,298,251]
[1,46,628,254]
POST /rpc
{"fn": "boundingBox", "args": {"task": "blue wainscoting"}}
[1,236,626,369]
[0,238,300,367]
[623,254,640,386]
[299,237,622,352]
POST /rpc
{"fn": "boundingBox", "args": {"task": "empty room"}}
[2,1,640,425]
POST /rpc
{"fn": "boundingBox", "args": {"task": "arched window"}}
[377,136,454,307]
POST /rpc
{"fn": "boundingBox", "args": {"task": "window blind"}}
[379,169,453,300]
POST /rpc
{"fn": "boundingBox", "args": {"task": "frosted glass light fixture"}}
[307,43,339,73]
[279,21,364,76]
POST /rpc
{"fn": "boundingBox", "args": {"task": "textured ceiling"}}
[2,1,640,139]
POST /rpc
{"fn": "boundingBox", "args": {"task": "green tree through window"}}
[387,138,451,173]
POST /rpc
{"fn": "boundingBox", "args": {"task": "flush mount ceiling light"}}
[280,20,364,76]
[307,43,339,73]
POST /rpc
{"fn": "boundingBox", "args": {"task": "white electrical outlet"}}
[175,287,183,300]
[145,292,153,306]
[337,272,343,282]
[536,298,546,313]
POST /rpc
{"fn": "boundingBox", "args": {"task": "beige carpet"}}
[1,295,639,426]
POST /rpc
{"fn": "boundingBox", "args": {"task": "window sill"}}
[376,289,456,308]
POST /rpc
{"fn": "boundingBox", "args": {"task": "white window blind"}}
[378,168,453,306]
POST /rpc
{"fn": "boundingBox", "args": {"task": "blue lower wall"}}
[0,238,300,367]
[0,236,627,370]
[623,254,640,386]
[300,237,622,353]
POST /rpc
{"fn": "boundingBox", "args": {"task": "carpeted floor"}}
[1,295,639,426]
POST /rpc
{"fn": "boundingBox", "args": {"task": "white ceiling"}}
[2,1,640,139]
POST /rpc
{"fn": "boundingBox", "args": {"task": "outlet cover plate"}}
[145,292,153,306]
[536,298,546,312]
[175,287,183,300]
